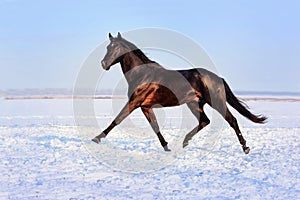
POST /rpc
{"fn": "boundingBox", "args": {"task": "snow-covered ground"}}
[0,96,299,199]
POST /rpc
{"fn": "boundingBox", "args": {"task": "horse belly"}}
[141,86,180,107]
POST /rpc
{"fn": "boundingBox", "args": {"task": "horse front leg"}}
[92,101,137,143]
[141,107,171,151]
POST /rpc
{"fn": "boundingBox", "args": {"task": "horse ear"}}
[117,32,122,39]
[108,33,113,41]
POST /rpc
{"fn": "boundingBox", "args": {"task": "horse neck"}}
[120,52,145,75]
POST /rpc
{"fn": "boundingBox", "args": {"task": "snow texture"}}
[0,97,299,199]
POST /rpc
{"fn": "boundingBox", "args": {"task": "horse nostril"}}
[101,60,106,67]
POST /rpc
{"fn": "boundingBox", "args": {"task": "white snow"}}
[0,97,299,199]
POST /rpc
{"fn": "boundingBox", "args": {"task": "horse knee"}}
[201,116,210,126]
[205,118,210,125]
[198,118,210,130]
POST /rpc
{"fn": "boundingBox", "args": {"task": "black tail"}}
[223,79,267,124]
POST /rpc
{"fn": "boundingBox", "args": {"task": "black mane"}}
[119,38,155,64]
[132,49,156,64]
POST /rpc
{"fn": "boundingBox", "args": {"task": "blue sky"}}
[0,0,299,92]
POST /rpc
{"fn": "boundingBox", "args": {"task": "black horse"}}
[92,32,266,154]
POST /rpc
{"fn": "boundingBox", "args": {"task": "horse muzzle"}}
[101,60,110,70]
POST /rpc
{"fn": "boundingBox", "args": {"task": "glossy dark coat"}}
[92,33,266,154]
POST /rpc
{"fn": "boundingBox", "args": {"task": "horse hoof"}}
[182,142,188,148]
[243,146,250,154]
[92,137,100,144]
[163,145,171,152]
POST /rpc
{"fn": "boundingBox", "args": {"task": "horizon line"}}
[1,88,300,95]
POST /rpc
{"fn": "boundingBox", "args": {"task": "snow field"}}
[0,98,299,199]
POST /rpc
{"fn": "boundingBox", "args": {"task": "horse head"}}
[101,32,126,70]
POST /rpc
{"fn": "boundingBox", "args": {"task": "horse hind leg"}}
[224,108,250,154]
[208,84,250,154]
[183,101,210,148]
